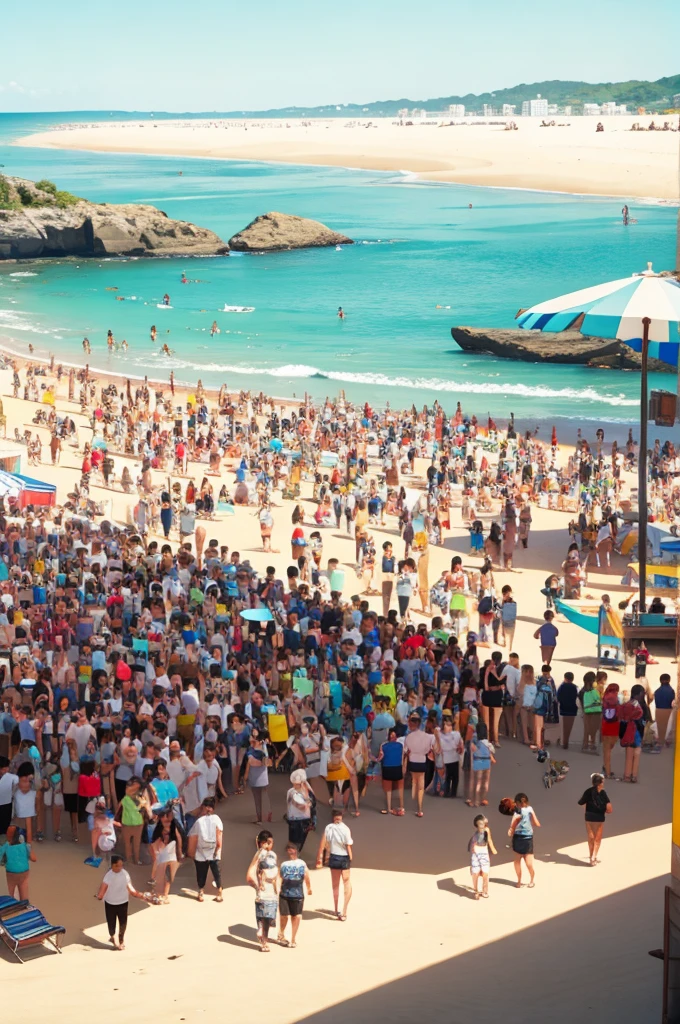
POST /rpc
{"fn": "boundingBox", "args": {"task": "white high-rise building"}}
[482,104,494,117]
[564,106,572,116]
[522,95,549,117]
[448,104,465,118]
[502,104,516,116]
[583,103,601,116]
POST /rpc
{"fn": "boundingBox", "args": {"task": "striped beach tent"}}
[0,470,57,509]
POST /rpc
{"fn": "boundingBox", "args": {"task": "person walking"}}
[533,610,559,665]
[619,685,649,783]
[578,772,612,866]
[402,712,435,817]
[508,793,541,888]
[96,853,148,950]
[0,825,36,901]
[286,768,313,851]
[654,673,676,748]
[601,683,621,778]
[469,721,496,807]
[278,841,312,948]
[316,808,353,921]
[468,813,497,899]
[378,728,405,815]
[187,796,223,903]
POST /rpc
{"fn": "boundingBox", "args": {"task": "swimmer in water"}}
[163,294,171,306]
[107,330,114,350]
[121,339,128,352]
[28,344,34,355]
[161,343,173,356]
[150,325,157,342]
[83,337,91,355]
[337,307,345,320]
[210,320,220,336]
[622,205,630,226]
[181,273,188,284]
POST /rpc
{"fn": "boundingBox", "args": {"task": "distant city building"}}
[563,106,572,116]
[522,95,549,117]
[502,104,516,116]
[398,108,409,118]
[448,104,465,118]
[482,104,495,117]
[674,93,680,108]
[411,108,428,119]
[583,103,601,116]
[547,104,558,115]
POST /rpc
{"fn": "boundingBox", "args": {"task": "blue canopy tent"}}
[0,470,57,509]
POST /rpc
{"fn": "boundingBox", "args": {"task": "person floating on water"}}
[622,205,629,226]
[163,294,171,306]
[210,321,219,336]
[337,307,345,320]
[150,325,157,342]
[181,273,188,284]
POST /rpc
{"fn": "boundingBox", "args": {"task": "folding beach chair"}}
[0,906,65,962]
[0,896,28,918]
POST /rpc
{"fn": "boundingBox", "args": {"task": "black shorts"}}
[279,895,304,917]
[382,765,403,782]
[407,761,426,774]
[63,793,78,814]
[328,854,350,871]
[512,834,534,856]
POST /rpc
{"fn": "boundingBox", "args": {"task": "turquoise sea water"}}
[0,112,678,426]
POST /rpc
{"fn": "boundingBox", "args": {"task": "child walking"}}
[468,813,497,899]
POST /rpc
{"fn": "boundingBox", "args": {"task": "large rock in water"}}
[228,212,353,252]
[451,326,674,373]
[0,177,228,259]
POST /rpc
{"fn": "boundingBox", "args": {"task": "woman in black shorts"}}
[378,729,405,815]
[316,809,353,921]
[278,841,312,947]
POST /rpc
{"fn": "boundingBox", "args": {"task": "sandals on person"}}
[397,808,405,815]
[381,809,389,815]
[415,811,424,817]
[336,913,347,921]
[277,934,289,946]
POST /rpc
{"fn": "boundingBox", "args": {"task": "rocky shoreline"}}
[450,325,674,373]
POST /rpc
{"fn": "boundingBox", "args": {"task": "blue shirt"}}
[654,683,675,711]
[280,858,307,899]
[153,779,179,805]
[381,740,403,768]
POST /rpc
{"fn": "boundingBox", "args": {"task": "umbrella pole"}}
[639,317,651,613]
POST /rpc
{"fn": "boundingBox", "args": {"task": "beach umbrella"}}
[240,607,274,622]
[517,264,680,610]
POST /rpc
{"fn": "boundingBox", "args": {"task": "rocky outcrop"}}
[0,177,228,259]
[451,326,674,373]
[228,212,353,252]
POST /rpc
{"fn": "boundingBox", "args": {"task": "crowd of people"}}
[0,353,674,957]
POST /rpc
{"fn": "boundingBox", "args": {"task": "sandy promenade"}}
[0,354,673,1019]
[16,115,680,199]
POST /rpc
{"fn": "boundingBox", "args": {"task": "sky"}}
[2,0,680,113]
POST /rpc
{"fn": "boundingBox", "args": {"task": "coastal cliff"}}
[451,326,674,373]
[0,176,228,259]
[228,212,353,251]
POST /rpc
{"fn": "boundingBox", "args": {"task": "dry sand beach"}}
[0,355,672,1021]
[16,115,680,199]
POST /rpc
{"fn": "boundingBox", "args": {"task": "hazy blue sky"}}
[3,0,679,112]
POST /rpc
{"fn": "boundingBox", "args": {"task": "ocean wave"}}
[8,272,39,277]
[130,356,638,406]
[0,309,53,335]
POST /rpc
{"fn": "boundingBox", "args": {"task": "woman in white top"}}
[315,808,353,921]
[150,809,184,903]
[519,665,537,748]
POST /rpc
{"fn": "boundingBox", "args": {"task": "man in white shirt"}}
[501,652,521,741]
[187,797,223,902]
[0,757,19,835]
[65,710,96,757]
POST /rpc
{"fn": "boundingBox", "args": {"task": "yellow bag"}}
[268,713,288,743]
[216,603,227,616]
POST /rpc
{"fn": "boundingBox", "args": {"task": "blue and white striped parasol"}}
[517,263,680,612]
[516,264,680,366]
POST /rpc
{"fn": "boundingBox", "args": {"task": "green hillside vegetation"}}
[222,73,680,118]
[0,175,80,211]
